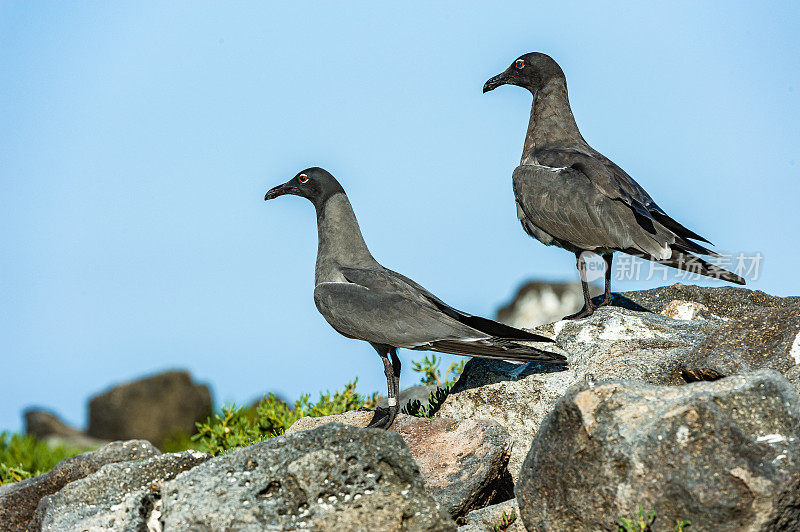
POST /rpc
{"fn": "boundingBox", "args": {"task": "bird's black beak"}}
[264,183,299,201]
[483,71,509,93]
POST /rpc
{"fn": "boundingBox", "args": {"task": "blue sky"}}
[1,2,798,433]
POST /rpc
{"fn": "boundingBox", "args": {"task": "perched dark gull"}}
[265,167,566,428]
[484,52,745,319]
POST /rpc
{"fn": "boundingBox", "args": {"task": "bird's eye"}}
[515,59,525,69]
[298,174,308,183]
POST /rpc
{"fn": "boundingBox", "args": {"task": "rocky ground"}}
[1,284,799,531]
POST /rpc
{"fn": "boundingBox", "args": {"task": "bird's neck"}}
[522,77,586,165]
[315,193,377,284]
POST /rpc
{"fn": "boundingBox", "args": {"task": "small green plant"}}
[493,508,517,532]
[410,354,465,387]
[0,432,88,486]
[617,506,656,532]
[402,385,451,418]
[191,380,378,455]
[403,355,466,418]
[617,506,690,532]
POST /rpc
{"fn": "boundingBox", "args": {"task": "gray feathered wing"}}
[313,268,565,364]
[512,162,745,284]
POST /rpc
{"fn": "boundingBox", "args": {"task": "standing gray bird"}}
[483,52,745,319]
[265,167,566,429]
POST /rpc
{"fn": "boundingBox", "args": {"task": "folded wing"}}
[313,277,565,364]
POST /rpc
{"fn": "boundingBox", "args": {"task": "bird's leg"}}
[596,253,614,307]
[563,251,596,320]
[366,346,399,429]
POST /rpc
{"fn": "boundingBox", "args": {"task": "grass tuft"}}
[0,432,88,486]
[189,379,378,455]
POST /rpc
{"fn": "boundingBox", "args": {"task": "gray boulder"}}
[438,306,718,480]
[517,370,800,532]
[0,440,159,531]
[87,370,212,448]
[32,450,210,531]
[286,411,512,520]
[439,284,800,480]
[683,304,800,388]
[161,422,455,530]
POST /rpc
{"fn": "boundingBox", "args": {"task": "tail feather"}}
[651,211,713,245]
[671,236,720,258]
[422,338,567,365]
[627,249,745,285]
[457,314,554,343]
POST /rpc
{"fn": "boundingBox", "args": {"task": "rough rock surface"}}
[496,281,597,327]
[684,305,800,386]
[439,306,717,480]
[613,284,800,320]
[0,440,159,531]
[286,411,512,519]
[439,285,800,480]
[87,370,212,447]
[161,422,455,530]
[458,499,523,532]
[23,409,107,449]
[517,370,800,532]
[32,450,210,531]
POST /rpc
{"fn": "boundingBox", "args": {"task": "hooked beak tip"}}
[264,184,299,201]
[483,72,508,94]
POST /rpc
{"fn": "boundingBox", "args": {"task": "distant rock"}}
[160,423,455,530]
[0,440,159,531]
[286,411,512,520]
[496,281,599,327]
[32,450,210,531]
[458,499,523,532]
[24,410,107,450]
[87,370,212,448]
[517,370,800,531]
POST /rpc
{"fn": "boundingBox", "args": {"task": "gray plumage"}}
[265,167,565,427]
[484,52,744,318]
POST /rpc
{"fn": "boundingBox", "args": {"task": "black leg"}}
[366,345,400,429]
[596,253,614,307]
[563,251,596,320]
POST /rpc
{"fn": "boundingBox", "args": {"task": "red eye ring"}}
[515,59,525,69]
[298,174,308,183]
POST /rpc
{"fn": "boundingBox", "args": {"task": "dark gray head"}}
[483,52,565,94]
[264,167,346,209]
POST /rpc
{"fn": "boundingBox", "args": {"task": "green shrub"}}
[2,354,464,480]
[190,379,378,455]
[410,354,465,386]
[0,432,88,486]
